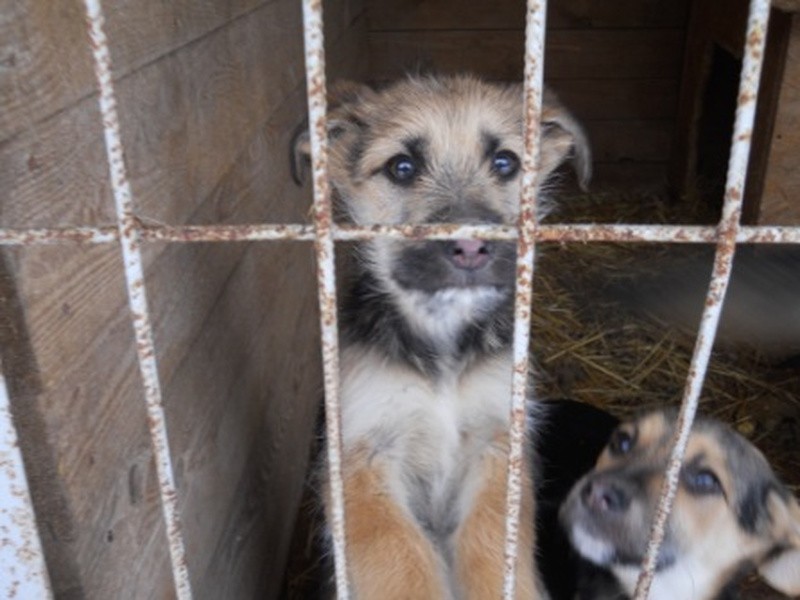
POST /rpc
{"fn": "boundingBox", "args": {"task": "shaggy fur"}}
[293,74,591,599]
[560,409,800,600]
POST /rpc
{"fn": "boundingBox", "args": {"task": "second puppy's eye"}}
[491,150,520,180]
[384,154,419,184]
[684,468,723,496]
[608,429,635,456]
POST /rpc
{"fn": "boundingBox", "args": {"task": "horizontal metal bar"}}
[540,224,800,244]
[0,227,120,245]
[2,223,800,246]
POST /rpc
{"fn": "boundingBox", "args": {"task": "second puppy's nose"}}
[451,239,490,270]
[581,479,630,513]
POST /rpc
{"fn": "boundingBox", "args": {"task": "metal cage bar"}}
[0,0,789,596]
[81,1,193,598]
[632,0,772,595]
[3,222,800,247]
[0,363,53,599]
[502,0,548,597]
[300,0,351,598]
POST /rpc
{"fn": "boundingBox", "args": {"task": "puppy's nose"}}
[450,239,490,270]
[581,479,630,513]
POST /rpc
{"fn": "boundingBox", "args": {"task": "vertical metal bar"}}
[0,363,53,599]
[503,1,547,598]
[300,1,350,598]
[81,2,193,598]
[632,0,771,597]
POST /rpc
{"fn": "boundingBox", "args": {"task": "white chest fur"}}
[339,346,518,530]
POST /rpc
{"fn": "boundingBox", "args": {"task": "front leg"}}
[454,435,547,600]
[333,448,450,599]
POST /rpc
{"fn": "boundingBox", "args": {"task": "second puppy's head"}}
[560,409,800,599]
[293,75,590,345]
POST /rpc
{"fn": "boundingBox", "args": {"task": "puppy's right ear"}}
[290,80,375,186]
[758,491,800,595]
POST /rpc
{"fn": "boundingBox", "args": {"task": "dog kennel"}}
[1,0,798,598]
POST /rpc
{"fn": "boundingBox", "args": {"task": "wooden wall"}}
[0,0,366,598]
[364,0,691,188]
[760,14,800,224]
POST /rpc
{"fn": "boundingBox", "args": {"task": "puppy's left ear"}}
[758,491,800,595]
[540,89,592,191]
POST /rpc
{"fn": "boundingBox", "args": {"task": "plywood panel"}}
[2,0,367,598]
[589,162,668,188]
[553,79,678,120]
[0,0,269,144]
[368,29,684,81]
[584,120,673,163]
[760,17,800,224]
[3,242,176,599]
[367,0,688,32]
[0,0,366,227]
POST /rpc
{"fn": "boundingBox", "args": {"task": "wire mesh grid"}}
[0,0,797,598]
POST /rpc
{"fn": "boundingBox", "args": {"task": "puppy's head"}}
[560,409,800,599]
[292,75,590,344]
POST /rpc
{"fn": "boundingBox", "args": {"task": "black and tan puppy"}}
[293,74,590,599]
[560,409,800,599]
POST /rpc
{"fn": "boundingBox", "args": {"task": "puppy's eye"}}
[684,468,723,496]
[608,429,635,456]
[491,150,520,180]
[384,154,419,184]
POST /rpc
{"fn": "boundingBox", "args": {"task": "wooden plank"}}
[0,101,115,227]
[668,0,794,220]
[117,0,307,226]
[668,0,717,198]
[0,0,365,147]
[1,0,367,230]
[552,78,679,120]
[1,1,364,599]
[367,0,689,32]
[0,0,357,229]
[367,29,685,82]
[552,119,674,189]
[0,0,270,144]
[590,162,668,188]
[742,9,793,223]
[584,120,673,164]
[760,17,800,224]
[2,0,298,228]
[3,242,176,599]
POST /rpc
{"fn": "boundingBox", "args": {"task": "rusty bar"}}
[0,362,53,599]
[632,0,771,597]
[81,1,193,598]
[538,224,800,244]
[503,1,547,598]
[300,0,350,598]
[0,226,119,246]
[140,223,315,242]
[3,222,800,246]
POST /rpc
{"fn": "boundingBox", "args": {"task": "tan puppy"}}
[561,409,800,599]
[293,74,590,599]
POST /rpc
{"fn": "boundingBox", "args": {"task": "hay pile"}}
[534,189,800,489]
